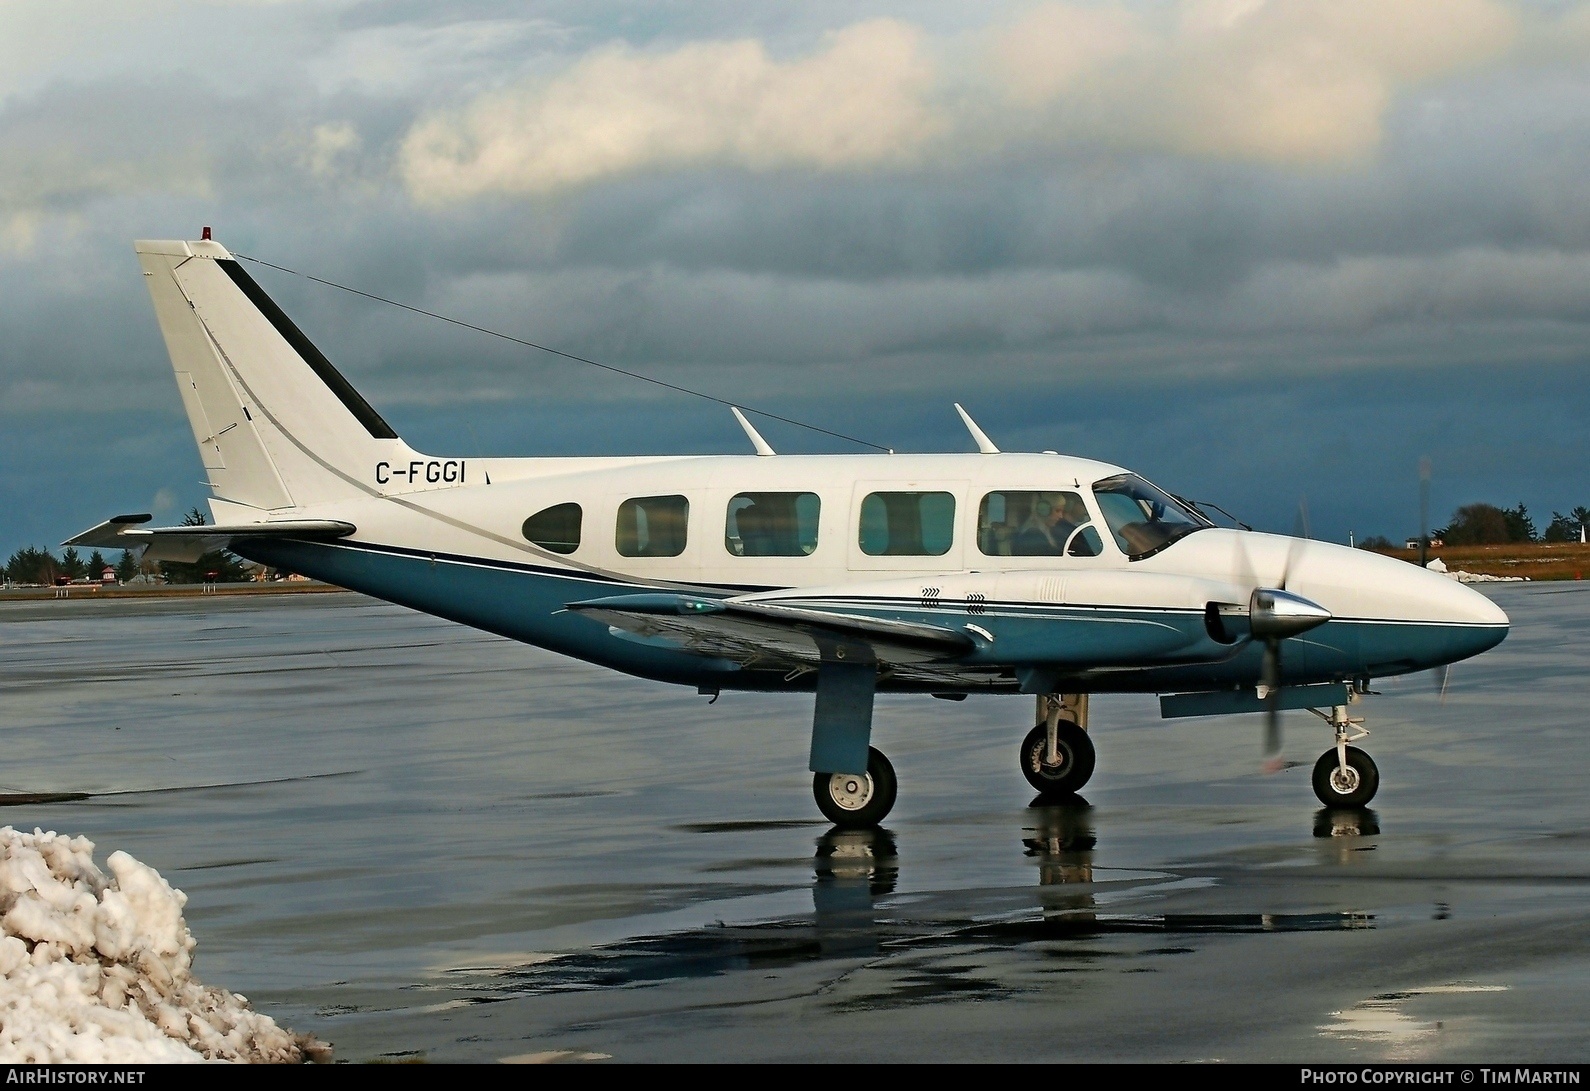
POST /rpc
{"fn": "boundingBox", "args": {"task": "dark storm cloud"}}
[2,1,1588,557]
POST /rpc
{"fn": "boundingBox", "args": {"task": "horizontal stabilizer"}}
[566,592,973,670]
[65,516,355,564]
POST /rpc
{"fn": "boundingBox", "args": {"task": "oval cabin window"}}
[522,503,582,554]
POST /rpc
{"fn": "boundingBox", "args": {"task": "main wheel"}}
[1311,746,1379,808]
[813,747,898,828]
[1020,721,1096,795]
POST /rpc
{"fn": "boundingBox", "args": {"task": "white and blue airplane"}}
[68,235,1510,827]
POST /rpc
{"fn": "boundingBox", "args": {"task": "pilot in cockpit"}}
[1014,498,1073,556]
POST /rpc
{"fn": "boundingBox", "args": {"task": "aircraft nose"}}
[1316,545,1510,672]
[1419,571,1509,663]
[1457,584,1510,628]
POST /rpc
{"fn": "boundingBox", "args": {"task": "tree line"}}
[4,509,255,586]
[1362,502,1590,549]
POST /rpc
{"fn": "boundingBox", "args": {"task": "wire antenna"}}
[234,253,893,453]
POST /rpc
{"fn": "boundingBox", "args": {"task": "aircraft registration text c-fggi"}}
[376,460,465,486]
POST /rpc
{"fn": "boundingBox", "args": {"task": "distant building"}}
[101,566,116,584]
[1405,537,1444,549]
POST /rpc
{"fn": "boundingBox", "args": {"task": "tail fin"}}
[136,237,412,512]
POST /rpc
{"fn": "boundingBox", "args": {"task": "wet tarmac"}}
[1,583,1587,1062]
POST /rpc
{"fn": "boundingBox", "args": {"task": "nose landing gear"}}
[1020,693,1095,795]
[1309,703,1378,807]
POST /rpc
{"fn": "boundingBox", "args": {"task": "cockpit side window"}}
[977,491,1101,558]
[1091,474,1211,559]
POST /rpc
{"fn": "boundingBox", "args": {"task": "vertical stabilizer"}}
[136,237,413,512]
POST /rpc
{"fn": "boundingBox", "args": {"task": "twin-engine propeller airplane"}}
[69,235,1510,828]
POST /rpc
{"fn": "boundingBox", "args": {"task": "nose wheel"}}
[813,746,897,828]
[1307,702,1379,807]
[1312,746,1378,808]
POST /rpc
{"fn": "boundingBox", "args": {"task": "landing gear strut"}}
[813,746,897,828]
[1309,702,1378,807]
[1020,693,1095,795]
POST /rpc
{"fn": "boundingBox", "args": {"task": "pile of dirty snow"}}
[0,826,327,1063]
[1425,558,1528,583]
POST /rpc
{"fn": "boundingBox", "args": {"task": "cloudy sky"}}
[3,0,1589,558]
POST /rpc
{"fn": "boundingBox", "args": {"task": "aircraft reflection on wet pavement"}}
[1023,795,1098,888]
[433,807,1379,1005]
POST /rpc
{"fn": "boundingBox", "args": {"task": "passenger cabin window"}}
[1091,474,1211,559]
[977,491,1102,557]
[522,502,582,554]
[616,495,689,557]
[726,492,820,556]
[859,492,955,556]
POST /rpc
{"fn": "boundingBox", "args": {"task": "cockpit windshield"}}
[1091,474,1212,559]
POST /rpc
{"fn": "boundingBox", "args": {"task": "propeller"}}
[1418,457,1431,570]
[1432,662,1452,703]
[1418,460,1450,702]
[1229,499,1329,772]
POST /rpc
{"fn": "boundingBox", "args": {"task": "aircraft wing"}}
[566,593,975,670]
[64,514,356,564]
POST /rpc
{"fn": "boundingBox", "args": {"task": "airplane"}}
[67,235,1511,829]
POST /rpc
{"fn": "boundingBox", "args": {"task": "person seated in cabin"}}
[1012,498,1074,556]
[736,502,770,556]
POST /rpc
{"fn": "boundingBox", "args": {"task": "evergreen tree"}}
[114,550,138,584]
[59,546,87,580]
[1502,503,1536,543]
[1547,507,1590,543]
[5,546,60,585]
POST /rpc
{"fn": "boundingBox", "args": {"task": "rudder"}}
[136,237,414,512]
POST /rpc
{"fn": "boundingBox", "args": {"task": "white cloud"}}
[0,135,211,255]
[987,0,1520,164]
[400,19,942,201]
[399,1,1525,202]
[303,121,361,179]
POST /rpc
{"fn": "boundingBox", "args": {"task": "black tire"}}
[1020,721,1096,795]
[1311,746,1379,808]
[813,747,898,828]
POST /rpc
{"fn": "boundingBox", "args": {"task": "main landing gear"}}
[1309,702,1379,808]
[1021,694,1095,796]
[813,747,897,828]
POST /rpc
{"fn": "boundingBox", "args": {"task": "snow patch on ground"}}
[1425,558,1528,582]
[0,826,328,1063]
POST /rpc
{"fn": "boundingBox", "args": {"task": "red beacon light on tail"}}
[201,226,212,241]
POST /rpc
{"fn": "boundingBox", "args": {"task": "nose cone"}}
[1407,562,1511,630]
[1310,544,1510,670]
